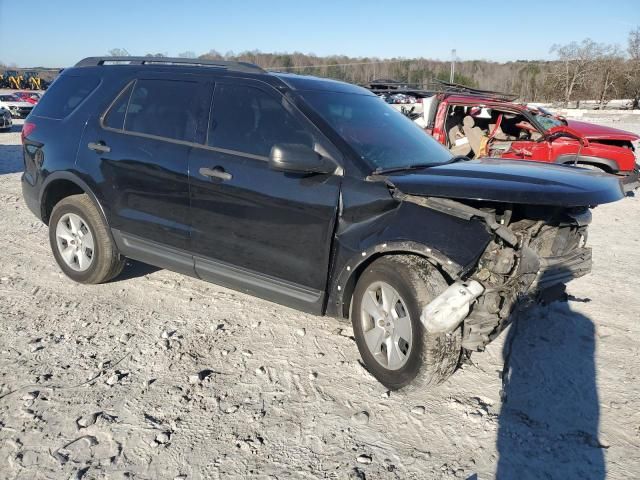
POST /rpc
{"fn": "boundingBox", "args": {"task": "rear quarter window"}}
[103,79,202,143]
[32,75,100,119]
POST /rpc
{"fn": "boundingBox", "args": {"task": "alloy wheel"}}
[55,213,95,272]
[360,281,413,370]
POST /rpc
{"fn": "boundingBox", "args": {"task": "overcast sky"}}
[1,0,637,67]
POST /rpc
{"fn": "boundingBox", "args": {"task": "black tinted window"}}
[122,79,200,142]
[103,83,133,130]
[32,75,100,119]
[208,84,313,157]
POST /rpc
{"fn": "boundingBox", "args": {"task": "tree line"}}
[5,28,638,107]
[191,27,638,107]
[195,27,639,108]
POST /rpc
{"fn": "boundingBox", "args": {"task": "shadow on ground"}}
[114,260,161,282]
[0,143,23,174]
[497,300,605,479]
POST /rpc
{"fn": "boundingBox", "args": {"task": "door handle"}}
[88,141,111,153]
[199,166,232,181]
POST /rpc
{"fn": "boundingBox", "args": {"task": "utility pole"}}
[450,49,456,83]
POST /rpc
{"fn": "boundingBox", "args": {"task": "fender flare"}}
[327,240,466,318]
[555,154,619,173]
[40,171,110,226]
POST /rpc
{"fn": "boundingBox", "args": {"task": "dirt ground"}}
[0,114,639,480]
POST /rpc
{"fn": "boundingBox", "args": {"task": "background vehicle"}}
[15,91,40,104]
[0,94,34,118]
[367,81,640,191]
[24,71,49,90]
[21,57,624,390]
[1,70,24,89]
[0,106,12,131]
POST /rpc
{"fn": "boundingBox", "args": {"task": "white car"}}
[0,94,34,119]
[0,106,12,131]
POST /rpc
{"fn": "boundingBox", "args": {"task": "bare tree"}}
[178,51,197,59]
[199,49,223,60]
[549,39,603,105]
[108,48,130,57]
[595,45,625,108]
[626,27,640,109]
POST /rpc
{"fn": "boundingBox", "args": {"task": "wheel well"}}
[338,252,453,319]
[42,180,85,225]
[576,162,612,173]
[560,159,614,173]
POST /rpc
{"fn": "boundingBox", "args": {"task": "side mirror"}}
[269,143,335,174]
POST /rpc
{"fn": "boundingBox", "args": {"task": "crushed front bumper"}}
[462,240,592,351]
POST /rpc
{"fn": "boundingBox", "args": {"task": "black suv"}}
[21,57,623,390]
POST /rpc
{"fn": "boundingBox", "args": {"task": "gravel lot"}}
[0,115,639,479]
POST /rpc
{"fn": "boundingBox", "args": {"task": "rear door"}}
[188,79,342,313]
[77,74,209,268]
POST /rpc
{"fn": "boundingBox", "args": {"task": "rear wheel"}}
[351,255,462,391]
[49,194,125,284]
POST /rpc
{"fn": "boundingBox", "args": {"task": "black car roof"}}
[272,72,374,95]
[71,57,373,96]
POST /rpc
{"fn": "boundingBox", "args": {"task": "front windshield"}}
[531,111,564,131]
[301,91,452,171]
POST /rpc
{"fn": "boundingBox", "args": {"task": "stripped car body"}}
[367,81,640,192]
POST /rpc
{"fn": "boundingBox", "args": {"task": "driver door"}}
[188,80,342,313]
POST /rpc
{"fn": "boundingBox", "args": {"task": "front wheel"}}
[49,194,125,284]
[351,255,462,391]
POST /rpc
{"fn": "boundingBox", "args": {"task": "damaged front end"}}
[367,159,626,351]
[398,191,594,351]
[462,205,592,350]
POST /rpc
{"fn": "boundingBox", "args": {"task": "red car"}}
[370,82,640,191]
[14,92,40,105]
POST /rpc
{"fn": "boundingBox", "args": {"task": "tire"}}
[351,255,462,391]
[49,194,125,284]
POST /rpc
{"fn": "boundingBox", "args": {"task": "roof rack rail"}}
[364,78,517,102]
[74,56,265,74]
[433,79,517,101]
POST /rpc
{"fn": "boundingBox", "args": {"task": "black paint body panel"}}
[21,63,624,319]
[384,158,624,206]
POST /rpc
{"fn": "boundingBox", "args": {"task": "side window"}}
[104,79,200,143]
[32,75,100,119]
[208,84,313,157]
[103,82,133,130]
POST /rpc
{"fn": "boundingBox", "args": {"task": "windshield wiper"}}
[372,155,469,175]
[444,155,470,165]
[373,163,438,175]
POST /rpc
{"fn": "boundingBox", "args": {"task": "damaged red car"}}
[369,82,640,192]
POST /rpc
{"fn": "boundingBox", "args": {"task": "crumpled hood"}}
[382,158,624,206]
[565,120,639,141]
